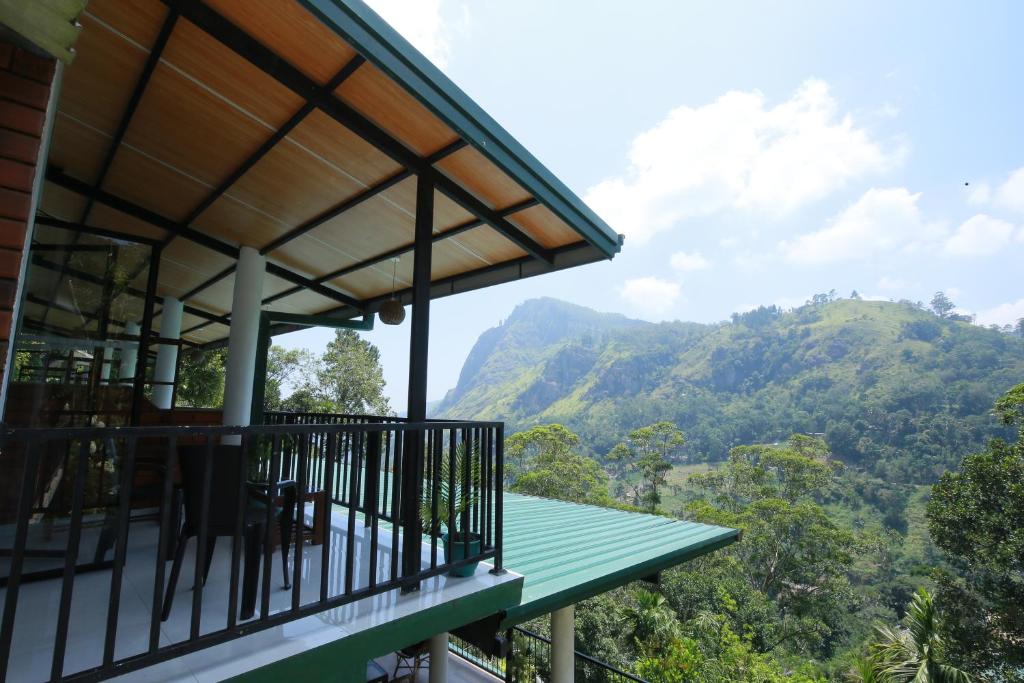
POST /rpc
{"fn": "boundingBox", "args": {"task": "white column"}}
[222,246,265,431]
[428,632,448,683]
[151,297,183,409]
[551,604,575,683]
[100,346,113,382]
[119,321,140,386]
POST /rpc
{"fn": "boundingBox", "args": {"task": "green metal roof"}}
[299,0,624,260]
[498,493,740,628]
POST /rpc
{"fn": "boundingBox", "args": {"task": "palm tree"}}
[860,587,970,683]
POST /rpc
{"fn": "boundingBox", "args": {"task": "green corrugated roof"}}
[499,493,739,627]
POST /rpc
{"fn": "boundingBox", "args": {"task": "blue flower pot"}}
[442,532,481,577]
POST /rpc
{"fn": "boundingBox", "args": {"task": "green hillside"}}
[435,297,1024,482]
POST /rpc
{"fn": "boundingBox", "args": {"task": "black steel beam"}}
[160,0,553,264]
[45,168,365,311]
[165,54,367,247]
[34,215,161,246]
[259,168,411,255]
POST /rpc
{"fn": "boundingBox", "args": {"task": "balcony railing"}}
[450,627,649,683]
[0,418,503,683]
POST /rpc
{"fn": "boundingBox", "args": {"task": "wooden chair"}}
[393,640,430,681]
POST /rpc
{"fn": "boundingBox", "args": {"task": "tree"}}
[856,588,970,683]
[687,436,860,658]
[1015,318,1024,339]
[926,383,1024,677]
[505,424,611,504]
[314,329,391,415]
[929,292,955,319]
[608,421,684,511]
[265,346,316,411]
[505,424,579,486]
[175,348,227,407]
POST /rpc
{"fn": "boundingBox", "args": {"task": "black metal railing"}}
[0,418,503,683]
[450,628,648,683]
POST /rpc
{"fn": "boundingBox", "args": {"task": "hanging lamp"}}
[378,257,406,325]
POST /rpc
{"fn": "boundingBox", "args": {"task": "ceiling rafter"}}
[159,0,555,265]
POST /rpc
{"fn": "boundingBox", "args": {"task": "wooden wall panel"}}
[87,0,168,49]
[124,61,274,190]
[506,204,580,249]
[434,145,531,210]
[102,146,209,223]
[192,194,288,250]
[59,9,158,136]
[205,0,357,85]
[286,109,402,188]
[336,63,459,157]
[163,18,303,130]
[48,114,108,187]
[38,181,88,221]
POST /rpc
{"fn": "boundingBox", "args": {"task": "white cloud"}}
[994,167,1024,214]
[975,298,1024,327]
[584,79,897,243]
[967,181,991,205]
[876,275,909,292]
[944,214,1016,256]
[670,251,711,271]
[619,277,681,315]
[781,187,942,265]
[364,0,463,67]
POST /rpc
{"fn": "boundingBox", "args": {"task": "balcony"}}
[0,417,516,682]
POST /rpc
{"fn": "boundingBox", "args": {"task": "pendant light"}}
[378,257,405,325]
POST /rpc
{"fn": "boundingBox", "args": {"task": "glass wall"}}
[5,222,156,427]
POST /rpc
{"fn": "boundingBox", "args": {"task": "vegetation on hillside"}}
[436,295,1024,484]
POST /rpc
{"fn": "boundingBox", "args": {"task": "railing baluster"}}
[103,435,137,666]
[227,433,248,628]
[344,430,360,595]
[292,433,308,611]
[261,434,281,619]
[190,438,214,640]
[429,428,440,569]
[50,439,90,680]
[149,436,178,651]
[492,423,504,574]
[447,428,456,568]
[321,431,336,602]
[367,426,380,589]
[0,436,39,683]
[390,427,402,583]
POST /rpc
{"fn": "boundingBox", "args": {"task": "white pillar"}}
[551,604,575,683]
[151,297,183,409]
[119,321,140,386]
[100,346,113,382]
[428,632,448,683]
[222,246,265,431]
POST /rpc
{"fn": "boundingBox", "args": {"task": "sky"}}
[277,0,1024,411]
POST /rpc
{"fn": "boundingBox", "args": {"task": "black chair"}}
[160,444,296,621]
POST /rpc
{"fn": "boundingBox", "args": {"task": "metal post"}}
[130,245,161,425]
[551,605,575,683]
[401,173,433,587]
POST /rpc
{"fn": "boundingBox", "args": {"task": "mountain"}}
[435,297,1024,483]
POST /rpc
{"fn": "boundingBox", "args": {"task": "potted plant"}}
[421,440,482,577]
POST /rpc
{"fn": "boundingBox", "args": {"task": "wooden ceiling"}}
[34,0,618,346]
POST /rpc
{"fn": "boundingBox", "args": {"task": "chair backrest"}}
[177,444,247,535]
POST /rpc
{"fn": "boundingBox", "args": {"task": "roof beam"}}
[30,254,228,325]
[161,53,367,248]
[34,215,160,246]
[159,0,554,265]
[44,168,365,311]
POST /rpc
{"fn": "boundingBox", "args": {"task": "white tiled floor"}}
[1,506,520,682]
[374,651,503,683]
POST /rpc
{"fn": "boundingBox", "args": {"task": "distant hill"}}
[434,297,1024,483]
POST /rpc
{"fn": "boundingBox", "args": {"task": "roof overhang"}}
[28,0,623,347]
[497,493,740,629]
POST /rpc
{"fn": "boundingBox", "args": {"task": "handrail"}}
[0,416,504,683]
[449,626,649,683]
